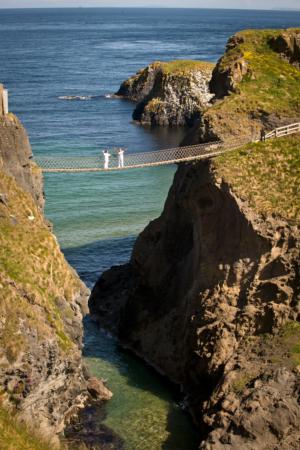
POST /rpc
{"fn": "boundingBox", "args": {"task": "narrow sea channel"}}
[45,165,199,449]
[3,7,300,447]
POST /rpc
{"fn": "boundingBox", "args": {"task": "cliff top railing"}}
[35,122,300,173]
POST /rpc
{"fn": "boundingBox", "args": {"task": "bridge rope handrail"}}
[34,121,300,173]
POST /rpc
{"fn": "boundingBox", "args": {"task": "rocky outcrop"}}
[0,113,44,210]
[209,34,251,99]
[183,28,300,145]
[270,29,300,68]
[200,338,300,449]
[89,137,300,448]
[116,61,214,126]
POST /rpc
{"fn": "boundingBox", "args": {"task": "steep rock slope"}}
[0,113,44,210]
[90,135,300,449]
[0,169,91,446]
[116,60,214,126]
[183,28,300,144]
[0,110,112,448]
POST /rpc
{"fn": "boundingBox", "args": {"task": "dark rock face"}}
[90,159,300,449]
[270,29,300,68]
[116,62,214,127]
[0,114,44,209]
[116,63,160,103]
[209,35,250,99]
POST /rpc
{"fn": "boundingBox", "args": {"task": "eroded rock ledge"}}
[89,144,300,448]
[116,60,214,127]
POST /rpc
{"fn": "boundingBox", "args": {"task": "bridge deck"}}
[35,122,300,173]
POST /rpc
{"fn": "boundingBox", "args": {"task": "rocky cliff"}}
[183,28,300,145]
[90,134,300,449]
[116,60,214,126]
[0,110,112,448]
[0,113,44,210]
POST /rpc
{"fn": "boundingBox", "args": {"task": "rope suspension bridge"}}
[35,122,300,173]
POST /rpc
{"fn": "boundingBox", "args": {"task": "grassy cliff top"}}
[215,134,300,222]
[131,59,214,80]
[158,59,214,75]
[0,171,85,363]
[221,28,300,114]
[197,28,300,142]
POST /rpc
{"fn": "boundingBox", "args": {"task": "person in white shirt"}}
[103,149,111,170]
[118,147,125,168]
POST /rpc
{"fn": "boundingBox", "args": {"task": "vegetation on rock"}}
[0,171,84,361]
[116,59,214,126]
[0,168,90,445]
[184,28,300,144]
[215,134,300,222]
[0,407,55,450]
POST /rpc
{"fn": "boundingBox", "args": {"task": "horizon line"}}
[0,6,299,12]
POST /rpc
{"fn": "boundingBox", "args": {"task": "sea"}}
[1,7,300,449]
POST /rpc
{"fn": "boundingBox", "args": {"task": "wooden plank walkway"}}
[35,122,300,173]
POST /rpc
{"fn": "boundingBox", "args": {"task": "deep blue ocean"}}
[1,7,300,449]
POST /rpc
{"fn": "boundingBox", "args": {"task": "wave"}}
[104,93,120,99]
[58,95,101,101]
[58,94,120,101]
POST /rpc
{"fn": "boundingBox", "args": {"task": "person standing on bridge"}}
[103,149,111,170]
[117,147,125,168]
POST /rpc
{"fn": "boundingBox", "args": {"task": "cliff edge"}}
[184,28,300,144]
[0,98,44,210]
[116,60,214,127]
[90,133,300,449]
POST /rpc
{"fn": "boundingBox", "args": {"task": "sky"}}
[0,0,299,9]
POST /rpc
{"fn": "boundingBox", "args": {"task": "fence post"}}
[3,89,8,115]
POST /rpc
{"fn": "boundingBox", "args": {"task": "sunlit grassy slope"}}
[215,134,300,222]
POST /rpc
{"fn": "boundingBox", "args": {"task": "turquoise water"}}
[44,165,175,249]
[84,319,199,450]
[2,7,300,448]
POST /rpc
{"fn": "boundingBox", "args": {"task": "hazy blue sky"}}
[0,0,299,9]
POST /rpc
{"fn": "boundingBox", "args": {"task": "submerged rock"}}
[64,402,124,450]
[0,113,44,210]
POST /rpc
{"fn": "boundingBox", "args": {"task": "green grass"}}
[232,371,257,394]
[281,321,300,367]
[160,59,214,75]
[0,407,55,450]
[0,171,83,361]
[215,134,300,222]
[202,28,300,140]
